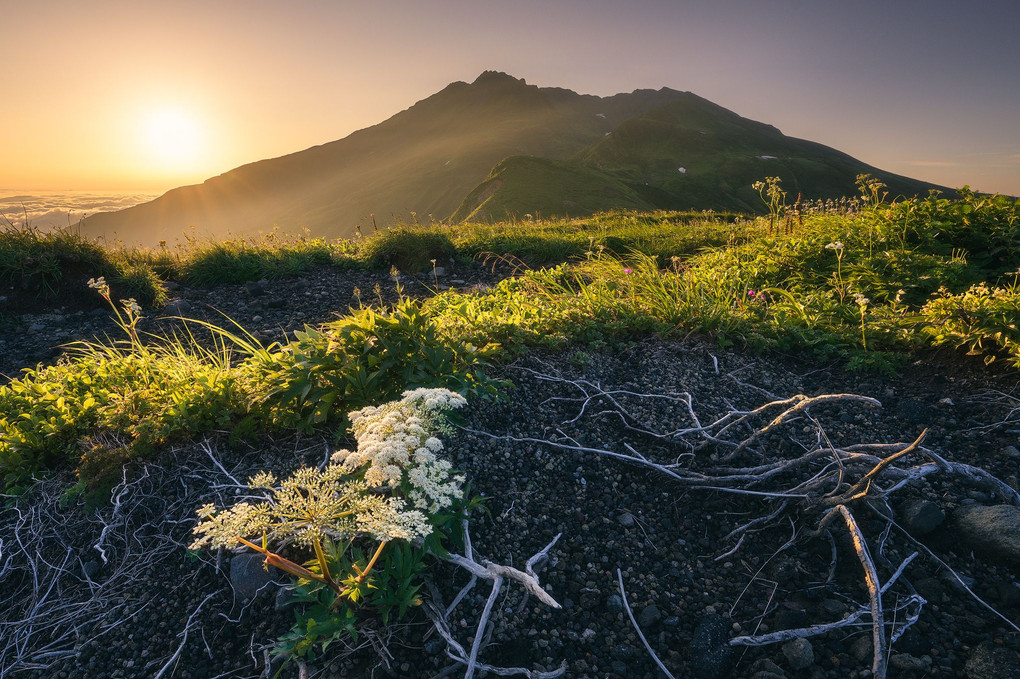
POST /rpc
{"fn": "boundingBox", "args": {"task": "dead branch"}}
[428,526,565,679]
[478,367,1020,675]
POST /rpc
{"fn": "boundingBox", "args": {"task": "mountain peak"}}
[472,70,526,86]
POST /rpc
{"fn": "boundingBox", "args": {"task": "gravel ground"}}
[3,262,1020,679]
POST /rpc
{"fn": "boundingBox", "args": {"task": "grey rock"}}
[749,658,787,679]
[1002,445,1020,460]
[896,398,932,423]
[782,637,814,670]
[689,613,734,679]
[165,299,191,315]
[610,644,634,661]
[774,607,808,630]
[951,504,1020,563]
[28,323,46,332]
[769,557,798,584]
[899,498,945,535]
[968,490,991,503]
[606,594,623,614]
[896,627,931,656]
[245,281,266,296]
[229,554,274,600]
[991,579,1020,606]
[82,559,101,580]
[637,603,661,627]
[617,512,635,527]
[850,635,874,664]
[888,653,931,672]
[433,266,447,277]
[965,641,1020,679]
[275,585,298,613]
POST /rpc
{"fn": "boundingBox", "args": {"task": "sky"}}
[3,0,1018,197]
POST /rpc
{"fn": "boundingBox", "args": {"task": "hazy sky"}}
[4,0,1018,195]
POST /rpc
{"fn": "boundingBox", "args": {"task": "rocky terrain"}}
[3,262,1020,679]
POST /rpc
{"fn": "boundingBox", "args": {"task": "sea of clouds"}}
[0,191,157,230]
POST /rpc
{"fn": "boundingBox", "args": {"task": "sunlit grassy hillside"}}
[2,180,1018,499]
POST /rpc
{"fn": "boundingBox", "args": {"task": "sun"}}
[144,108,203,168]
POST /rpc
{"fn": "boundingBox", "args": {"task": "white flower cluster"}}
[332,388,467,514]
[189,464,433,550]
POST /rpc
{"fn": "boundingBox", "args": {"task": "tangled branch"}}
[472,369,1020,679]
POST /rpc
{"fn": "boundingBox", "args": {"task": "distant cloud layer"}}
[0,191,155,230]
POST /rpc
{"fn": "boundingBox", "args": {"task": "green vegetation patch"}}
[0,226,167,311]
[3,179,1018,498]
[0,290,497,497]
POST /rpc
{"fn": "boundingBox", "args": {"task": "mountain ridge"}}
[79,71,945,244]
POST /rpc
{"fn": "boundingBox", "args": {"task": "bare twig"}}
[617,569,676,678]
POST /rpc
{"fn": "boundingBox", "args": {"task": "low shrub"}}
[358,227,455,273]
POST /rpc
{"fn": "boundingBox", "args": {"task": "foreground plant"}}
[192,388,470,658]
[190,388,564,676]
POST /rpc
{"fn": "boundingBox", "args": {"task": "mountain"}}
[80,72,944,244]
[454,92,943,221]
[79,72,686,245]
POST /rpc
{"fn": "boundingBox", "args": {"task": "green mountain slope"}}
[450,156,654,222]
[79,72,686,245]
[455,93,945,219]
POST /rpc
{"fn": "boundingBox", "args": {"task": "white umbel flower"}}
[332,388,467,515]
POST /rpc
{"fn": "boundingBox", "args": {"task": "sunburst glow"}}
[144,108,203,168]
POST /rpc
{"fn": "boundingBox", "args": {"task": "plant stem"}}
[356,540,389,582]
[235,536,339,593]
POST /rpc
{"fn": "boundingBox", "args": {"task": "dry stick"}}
[430,529,564,679]
[2,442,283,679]
[867,504,1020,634]
[728,518,797,617]
[722,501,789,542]
[465,575,503,679]
[809,414,847,495]
[617,569,676,679]
[93,466,143,564]
[511,374,1020,671]
[833,429,928,503]
[444,547,563,609]
[829,505,887,679]
[730,595,923,647]
[152,591,218,679]
[723,394,882,460]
